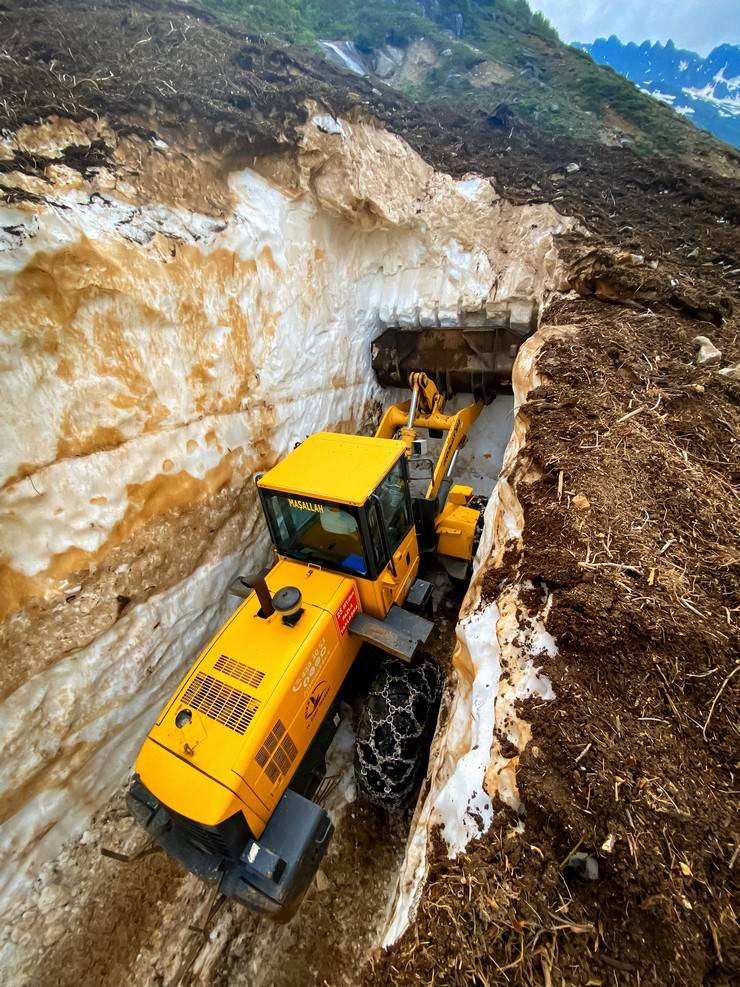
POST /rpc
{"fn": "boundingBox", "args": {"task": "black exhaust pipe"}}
[229,572,274,617]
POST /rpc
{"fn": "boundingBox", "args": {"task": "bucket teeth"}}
[372,322,534,399]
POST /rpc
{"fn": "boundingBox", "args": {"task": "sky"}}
[528,1,740,57]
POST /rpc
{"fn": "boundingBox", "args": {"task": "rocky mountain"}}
[200,0,738,166]
[575,36,740,149]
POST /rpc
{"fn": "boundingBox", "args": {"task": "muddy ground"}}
[23,789,406,987]
[6,707,410,987]
[373,298,739,986]
[1,2,739,986]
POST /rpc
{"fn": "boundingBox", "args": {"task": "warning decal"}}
[336,586,359,636]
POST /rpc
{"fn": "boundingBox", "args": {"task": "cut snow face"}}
[0,106,570,980]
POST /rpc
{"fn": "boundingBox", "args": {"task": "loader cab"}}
[257,433,418,618]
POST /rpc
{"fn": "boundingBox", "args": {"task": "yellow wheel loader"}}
[127,349,512,918]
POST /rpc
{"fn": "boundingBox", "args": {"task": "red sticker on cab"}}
[336,586,359,636]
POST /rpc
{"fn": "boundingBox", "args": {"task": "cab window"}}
[262,491,367,576]
[373,460,412,554]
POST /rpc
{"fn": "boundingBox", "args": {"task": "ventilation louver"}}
[181,674,260,735]
[255,719,298,783]
[272,733,298,776]
[176,816,233,859]
[214,654,265,690]
[255,719,285,767]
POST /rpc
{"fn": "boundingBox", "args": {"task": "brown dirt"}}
[0,475,264,703]
[1,1,738,309]
[372,302,739,986]
[7,753,410,987]
[6,795,189,986]
[211,800,408,987]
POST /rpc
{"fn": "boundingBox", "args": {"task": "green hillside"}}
[200,0,732,162]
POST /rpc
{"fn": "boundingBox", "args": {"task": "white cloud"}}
[529,0,740,57]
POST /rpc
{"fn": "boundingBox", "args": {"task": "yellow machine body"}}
[376,372,484,565]
[257,431,405,507]
[258,433,420,620]
[435,484,479,561]
[136,559,363,839]
[128,376,485,916]
[375,371,483,503]
[135,432,422,839]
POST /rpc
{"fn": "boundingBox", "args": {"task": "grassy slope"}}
[199,0,733,163]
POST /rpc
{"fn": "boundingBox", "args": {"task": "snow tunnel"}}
[0,109,570,979]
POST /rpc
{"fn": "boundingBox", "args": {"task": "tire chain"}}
[354,657,442,810]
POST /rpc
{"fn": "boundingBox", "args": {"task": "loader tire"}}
[354,656,442,811]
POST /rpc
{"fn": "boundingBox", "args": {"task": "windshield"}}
[261,490,368,576]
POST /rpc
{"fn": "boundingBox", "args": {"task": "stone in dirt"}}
[37,884,68,915]
[374,52,397,79]
[565,852,599,881]
[718,362,740,380]
[315,869,331,892]
[693,334,722,366]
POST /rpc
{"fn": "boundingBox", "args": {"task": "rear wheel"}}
[354,656,442,810]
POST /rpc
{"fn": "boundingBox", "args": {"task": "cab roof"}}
[258,432,405,507]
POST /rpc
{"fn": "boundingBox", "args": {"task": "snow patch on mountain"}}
[574,36,740,148]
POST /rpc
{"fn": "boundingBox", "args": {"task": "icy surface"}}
[323,712,358,823]
[0,542,261,911]
[431,603,501,849]
[451,394,515,496]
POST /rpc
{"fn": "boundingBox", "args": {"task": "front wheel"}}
[354,656,442,811]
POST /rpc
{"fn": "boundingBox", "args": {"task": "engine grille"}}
[176,815,233,859]
[182,673,260,735]
[214,654,265,690]
[273,734,298,776]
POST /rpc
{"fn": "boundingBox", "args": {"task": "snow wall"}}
[0,106,568,925]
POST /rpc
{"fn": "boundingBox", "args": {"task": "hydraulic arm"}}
[375,372,483,501]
